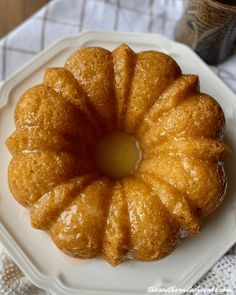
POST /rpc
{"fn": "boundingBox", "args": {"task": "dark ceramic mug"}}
[175,0,236,65]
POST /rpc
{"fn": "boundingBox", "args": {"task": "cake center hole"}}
[95,131,141,179]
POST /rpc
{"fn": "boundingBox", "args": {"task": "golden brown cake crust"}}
[6,43,230,266]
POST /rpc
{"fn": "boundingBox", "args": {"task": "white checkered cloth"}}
[0,0,235,294]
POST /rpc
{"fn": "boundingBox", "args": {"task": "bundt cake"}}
[6,43,230,266]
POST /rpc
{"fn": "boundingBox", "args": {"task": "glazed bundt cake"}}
[6,44,230,266]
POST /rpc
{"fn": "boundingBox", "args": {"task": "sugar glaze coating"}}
[6,44,230,266]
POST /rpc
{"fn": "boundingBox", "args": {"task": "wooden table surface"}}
[0,0,49,38]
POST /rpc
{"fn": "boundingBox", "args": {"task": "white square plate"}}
[0,31,236,295]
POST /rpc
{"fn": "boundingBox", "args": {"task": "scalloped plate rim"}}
[0,30,236,295]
